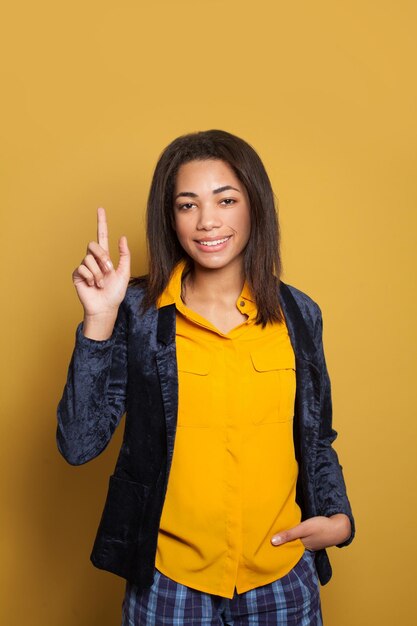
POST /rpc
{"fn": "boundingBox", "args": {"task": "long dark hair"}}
[133,129,283,326]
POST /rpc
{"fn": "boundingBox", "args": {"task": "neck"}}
[183,261,245,306]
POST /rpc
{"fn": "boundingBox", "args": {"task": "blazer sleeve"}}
[313,308,355,547]
[56,302,128,466]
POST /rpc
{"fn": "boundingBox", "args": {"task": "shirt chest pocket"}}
[177,346,212,428]
[249,349,296,425]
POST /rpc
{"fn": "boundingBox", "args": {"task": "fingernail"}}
[106,260,113,270]
[98,280,104,289]
[271,536,282,546]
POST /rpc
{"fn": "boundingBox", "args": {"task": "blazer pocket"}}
[97,475,150,543]
[177,347,212,428]
[249,349,296,425]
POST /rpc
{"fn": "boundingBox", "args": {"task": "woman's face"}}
[173,159,251,275]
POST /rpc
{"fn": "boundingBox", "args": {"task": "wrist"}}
[82,310,118,340]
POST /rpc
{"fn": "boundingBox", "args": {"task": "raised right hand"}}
[72,207,131,320]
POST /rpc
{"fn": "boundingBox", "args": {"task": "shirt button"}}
[240,301,245,307]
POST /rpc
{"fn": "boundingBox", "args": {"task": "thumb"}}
[116,235,131,275]
[271,522,305,546]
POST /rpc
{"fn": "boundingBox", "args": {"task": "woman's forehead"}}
[174,159,240,191]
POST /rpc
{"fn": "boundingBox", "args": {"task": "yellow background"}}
[1,1,416,624]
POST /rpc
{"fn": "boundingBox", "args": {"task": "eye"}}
[177,202,196,211]
[220,198,236,206]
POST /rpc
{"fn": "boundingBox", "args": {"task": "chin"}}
[194,255,243,273]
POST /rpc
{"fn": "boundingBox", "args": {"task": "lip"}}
[194,235,232,252]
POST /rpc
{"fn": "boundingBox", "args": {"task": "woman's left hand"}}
[270,514,351,551]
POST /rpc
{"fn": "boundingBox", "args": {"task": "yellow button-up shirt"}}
[155,261,304,598]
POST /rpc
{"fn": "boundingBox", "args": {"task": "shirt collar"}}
[157,260,256,318]
[156,260,185,309]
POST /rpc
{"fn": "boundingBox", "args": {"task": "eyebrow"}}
[174,185,241,200]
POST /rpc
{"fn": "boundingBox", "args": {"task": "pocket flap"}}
[177,345,210,375]
[97,475,150,542]
[250,349,295,372]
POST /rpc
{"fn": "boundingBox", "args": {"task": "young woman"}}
[57,130,354,625]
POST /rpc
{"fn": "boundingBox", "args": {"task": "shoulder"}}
[122,276,147,308]
[281,281,322,317]
[280,281,323,348]
[119,276,160,324]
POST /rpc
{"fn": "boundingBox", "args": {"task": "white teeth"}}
[198,237,230,247]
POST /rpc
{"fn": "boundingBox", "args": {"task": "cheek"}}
[173,218,190,246]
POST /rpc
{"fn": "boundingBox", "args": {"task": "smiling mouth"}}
[196,236,232,247]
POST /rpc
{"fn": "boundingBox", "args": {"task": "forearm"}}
[56,306,128,465]
[82,310,118,340]
[313,307,355,546]
[315,442,355,546]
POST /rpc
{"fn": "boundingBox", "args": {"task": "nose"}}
[196,203,221,231]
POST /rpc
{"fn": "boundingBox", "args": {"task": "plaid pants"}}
[121,550,323,625]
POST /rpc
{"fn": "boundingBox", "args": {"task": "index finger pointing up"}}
[97,207,109,252]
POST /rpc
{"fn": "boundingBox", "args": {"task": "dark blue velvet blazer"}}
[57,280,354,589]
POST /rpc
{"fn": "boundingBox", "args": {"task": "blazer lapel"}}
[155,304,178,476]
